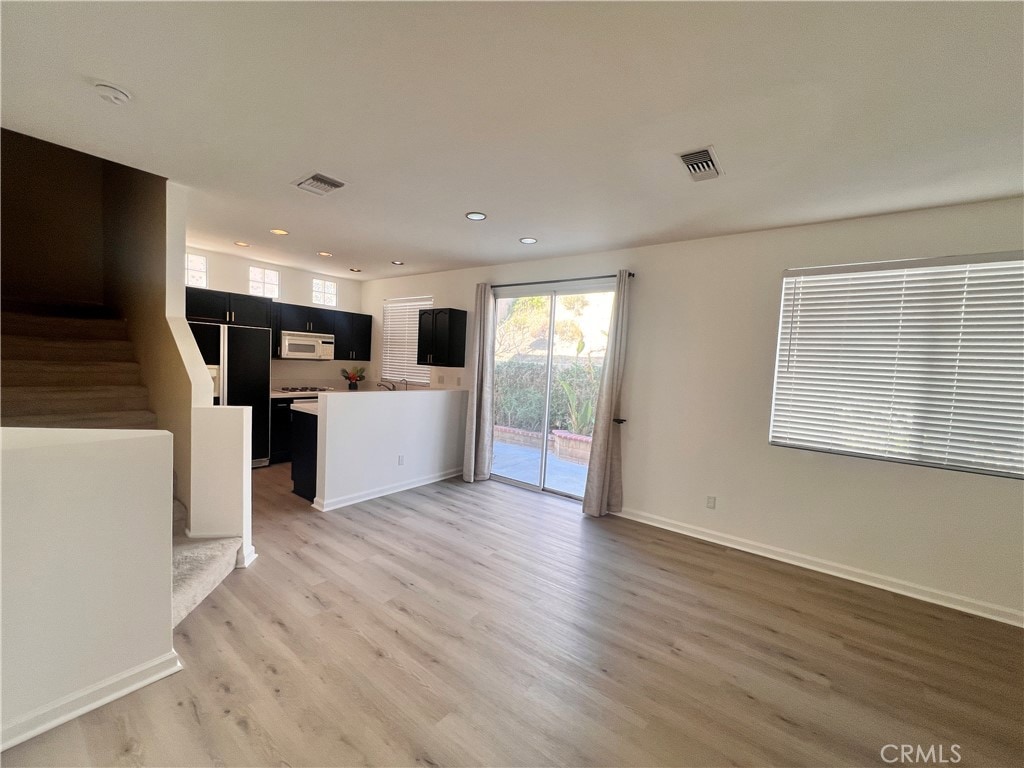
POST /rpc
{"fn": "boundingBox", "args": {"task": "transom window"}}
[249,266,280,298]
[312,278,337,307]
[185,253,207,288]
[382,296,433,385]
[770,253,1023,478]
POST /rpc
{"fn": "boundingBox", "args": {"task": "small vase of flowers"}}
[341,367,365,391]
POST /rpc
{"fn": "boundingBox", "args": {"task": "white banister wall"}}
[0,428,182,750]
[189,406,256,566]
[165,182,253,560]
[314,390,467,511]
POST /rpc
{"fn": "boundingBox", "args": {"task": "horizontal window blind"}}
[382,296,433,385]
[770,256,1024,478]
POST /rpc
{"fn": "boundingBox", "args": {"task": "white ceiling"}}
[2,2,1021,280]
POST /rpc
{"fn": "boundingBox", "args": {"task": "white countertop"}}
[291,402,319,415]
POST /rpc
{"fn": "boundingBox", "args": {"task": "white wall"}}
[189,406,256,566]
[103,166,197,513]
[192,247,362,311]
[360,198,1024,623]
[314,390,467,511]
[1,428,181,750]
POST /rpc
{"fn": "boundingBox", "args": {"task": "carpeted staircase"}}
[2,305,241,627]
[172,499,240,626]
[1,307,158,428]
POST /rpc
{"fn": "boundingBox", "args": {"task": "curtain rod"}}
[493,272,635,290]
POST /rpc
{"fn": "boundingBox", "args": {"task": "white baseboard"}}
[1,650,182,751]
[236,543,258,568]
[614,507,1024,628]
[314,468,462,512]
[184,529,244,539]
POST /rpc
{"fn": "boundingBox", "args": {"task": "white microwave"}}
[280,330,335,360]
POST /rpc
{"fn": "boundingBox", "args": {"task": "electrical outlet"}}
[398,454,405,466]
[438,374,445,384]
[457,376,461,386]
[705,496,717,510]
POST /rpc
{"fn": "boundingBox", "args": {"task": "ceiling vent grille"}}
[294,173,345,196]
[679,148,720,181]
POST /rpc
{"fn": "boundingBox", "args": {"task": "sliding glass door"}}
[491,281,614,498]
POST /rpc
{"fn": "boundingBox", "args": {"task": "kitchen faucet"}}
[376,381,396,391]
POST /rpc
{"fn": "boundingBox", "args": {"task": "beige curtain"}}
[582,269,631,516]
[463,282,495,482]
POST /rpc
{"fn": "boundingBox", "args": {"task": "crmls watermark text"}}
[880,744,962,764]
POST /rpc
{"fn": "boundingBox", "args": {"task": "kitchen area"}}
[185,285,468,510]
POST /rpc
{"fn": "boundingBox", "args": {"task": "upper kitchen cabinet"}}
[417,308,467,367]
[186,287,271,328]
[277,302,335,334]
[230,293,273,328]
[185,287,229,323]
[334,311,372,361]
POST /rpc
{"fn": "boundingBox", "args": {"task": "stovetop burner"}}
[278,386,335,392]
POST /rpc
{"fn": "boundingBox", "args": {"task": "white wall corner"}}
[189,406,252,546]
[1,652,181,751]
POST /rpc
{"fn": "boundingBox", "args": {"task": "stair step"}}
[173,536,241,627]
[1,385,150,416]
[1,360,142,387]
[1,410,159,429]
[1,312,129,341]
[0,336,137,362]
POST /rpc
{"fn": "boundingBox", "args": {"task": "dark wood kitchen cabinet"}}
[185,287,271,328]
[334,311,372,361]
[270,398,295,464]
[271,302,372,360]
[417,307,467,367]
[276,302,335,334]
[291,409,318,502]
[270,396,321,464]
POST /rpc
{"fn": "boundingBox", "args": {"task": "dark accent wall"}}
[1,129,106,306]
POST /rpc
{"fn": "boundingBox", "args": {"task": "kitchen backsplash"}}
[271,359,369,390]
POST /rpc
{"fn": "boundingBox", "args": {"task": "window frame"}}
[769,251,1023,479]
[185,253,208,288]
[382,296,434,385]
[312,278,338,307]
[248,265,280,298]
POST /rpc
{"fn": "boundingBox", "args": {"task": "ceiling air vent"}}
[294,173,345,197]
[679,148,720,181]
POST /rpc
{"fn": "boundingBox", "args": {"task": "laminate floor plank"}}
[4,464,1021,767]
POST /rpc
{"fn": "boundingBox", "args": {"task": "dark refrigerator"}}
[189,321,271,467]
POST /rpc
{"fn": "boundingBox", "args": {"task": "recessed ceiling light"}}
[233,241,251,247]
[270,229,289,236]
[465,212,487,221]
[519,237,538,244]
[349,268,362,273]
[391,261,404,265]
[317,251,333,258]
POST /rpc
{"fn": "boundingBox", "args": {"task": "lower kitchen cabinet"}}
[270,397,317,464]
[291,409,318,502]
[270,399,295,464]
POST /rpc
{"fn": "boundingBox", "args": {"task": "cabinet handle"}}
[225,311,230,322]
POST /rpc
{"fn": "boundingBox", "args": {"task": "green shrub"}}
[493,358,602,436]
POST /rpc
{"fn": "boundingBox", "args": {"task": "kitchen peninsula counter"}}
[292,389,468,511]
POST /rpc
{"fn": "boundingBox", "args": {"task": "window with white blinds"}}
[382,296,433,385]
[770,254,1023,478]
